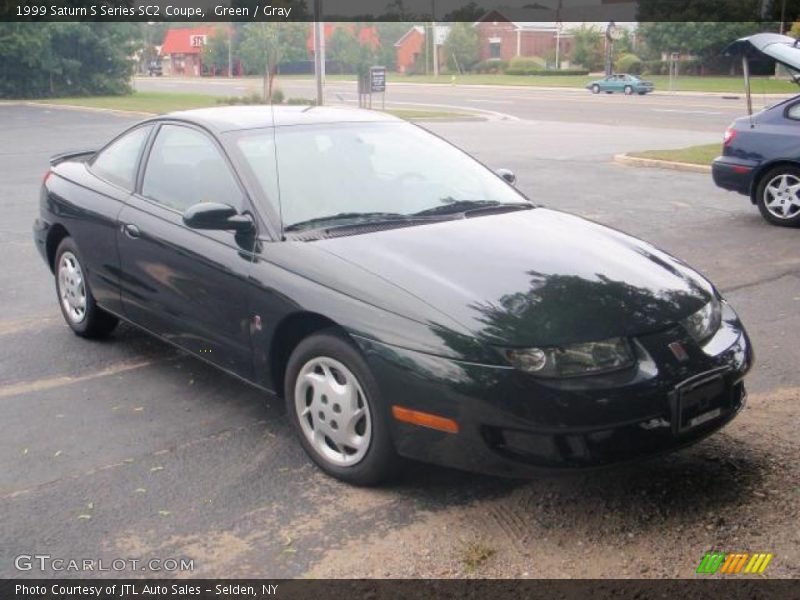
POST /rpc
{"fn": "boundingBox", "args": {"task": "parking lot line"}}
[0,315,59,337]
[0,359,155,400]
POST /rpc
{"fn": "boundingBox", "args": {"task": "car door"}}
[64,125,153,315]
[116,122,256,379]
[601,76,617,92]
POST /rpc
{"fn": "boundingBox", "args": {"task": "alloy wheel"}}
[58,251,87,324]
[293,356,372,467]
[763,173,800,220]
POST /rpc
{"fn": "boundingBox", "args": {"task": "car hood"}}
[316,208,713,347]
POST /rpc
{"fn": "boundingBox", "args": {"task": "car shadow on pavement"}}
[386,432,770,533]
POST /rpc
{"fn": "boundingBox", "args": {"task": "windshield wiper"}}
[413,200,531,217]
[284,212,407,232]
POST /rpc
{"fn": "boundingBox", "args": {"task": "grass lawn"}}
[277,72,798,94]
[35,92,221,113]
[383,108,475,120]
[629,143,721,166]
[30,91,475,121]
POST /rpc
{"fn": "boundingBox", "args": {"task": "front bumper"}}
[356,303,752,477]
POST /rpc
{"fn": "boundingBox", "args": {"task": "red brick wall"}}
[475,21,572,62]
[395,29,424,73]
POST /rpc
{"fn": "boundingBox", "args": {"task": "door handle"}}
[122,223,141,239]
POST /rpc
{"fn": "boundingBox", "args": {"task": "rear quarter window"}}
[786,102,800,121]
[91,126,152,190]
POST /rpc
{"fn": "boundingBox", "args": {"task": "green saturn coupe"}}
[586,74,655,95]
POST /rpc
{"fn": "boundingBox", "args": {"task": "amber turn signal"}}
[391,406,459,434]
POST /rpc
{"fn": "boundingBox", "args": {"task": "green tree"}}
[636,0,765,21]
[374,21,413,70]
[569,24,604,71]
[239,23,306,100]
[202,29,232,75]
[327,25,378,76]
[328,26,360,73]
[0,22,138,98]
[444,22,480,73]
[637,22,776,72]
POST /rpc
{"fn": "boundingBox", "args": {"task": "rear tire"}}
[285,329,400,486]
[624,85,633,95]
[54,237,119,338]
[755,166,800,227]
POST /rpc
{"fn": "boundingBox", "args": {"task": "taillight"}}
[723,126,737,147]
[42,169,52,185]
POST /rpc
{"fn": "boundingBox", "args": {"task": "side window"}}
[142,125,244,213]
[91,125,151,190]
[787,103,800,121]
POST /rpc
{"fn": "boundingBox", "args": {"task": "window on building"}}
[489,42,501,59]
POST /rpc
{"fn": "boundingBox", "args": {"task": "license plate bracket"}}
[673,373,728,433]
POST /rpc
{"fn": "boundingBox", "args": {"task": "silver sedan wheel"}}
[294,357,371,467]
[764,173,800,220]
[58,251,87,324]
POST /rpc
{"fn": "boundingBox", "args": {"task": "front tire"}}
[591,84,600,94]
[285,330,399,485]
[55,237,119,338]
[755,166,800,227]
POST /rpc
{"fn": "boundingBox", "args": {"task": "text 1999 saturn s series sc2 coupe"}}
[33,106,752,485]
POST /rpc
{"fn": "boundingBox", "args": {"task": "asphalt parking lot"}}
[1,103,798,579]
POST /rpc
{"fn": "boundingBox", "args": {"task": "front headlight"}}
[504,337,635,378]
[681,298,722,344]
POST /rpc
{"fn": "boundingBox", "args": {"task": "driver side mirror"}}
[183,202,254,233]
[496,168,516,185]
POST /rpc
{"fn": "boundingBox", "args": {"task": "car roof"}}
[162,105,401,133]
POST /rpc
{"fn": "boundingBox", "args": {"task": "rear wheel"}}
[55,237,118,337]
[755,166,800,227]
[624,85,634,95]
[285,330,399,485]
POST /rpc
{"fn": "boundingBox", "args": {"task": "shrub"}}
[508,56,546,70]
[505,67,590,76]
[616,53,642,75]
[472,59,508,74]
[286,97,316,105]
[217,93,266,106]
[271,88,285,104]
[642,58,703,76]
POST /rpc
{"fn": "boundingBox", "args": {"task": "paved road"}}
[135,75,793,132]
[1,104,798,578]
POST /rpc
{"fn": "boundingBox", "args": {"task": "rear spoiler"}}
[49,149,96,167]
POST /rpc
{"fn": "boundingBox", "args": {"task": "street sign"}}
[370,66,386,93]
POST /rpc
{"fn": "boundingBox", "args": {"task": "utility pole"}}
[431,0,438,77]
[555,24,561,70]
[313,0,324,105]
[227,29,232,78]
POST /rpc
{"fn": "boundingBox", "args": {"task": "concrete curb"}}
[614,153,712,174]
[12,100,492,123]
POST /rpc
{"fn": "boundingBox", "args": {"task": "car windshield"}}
[233,122,528,231]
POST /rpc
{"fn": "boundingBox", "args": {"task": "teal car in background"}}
[587,74,655,95]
